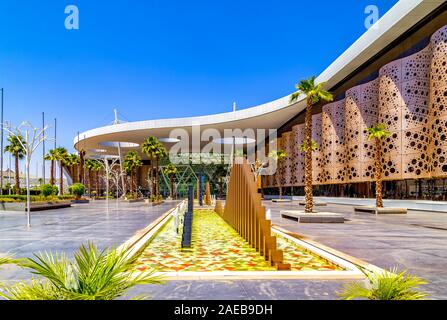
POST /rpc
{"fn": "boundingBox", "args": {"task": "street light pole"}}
[42,112,45,184]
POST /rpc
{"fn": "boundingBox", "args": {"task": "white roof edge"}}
[74,0,444,147]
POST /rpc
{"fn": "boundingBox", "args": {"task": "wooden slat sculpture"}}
[221,160,291,270]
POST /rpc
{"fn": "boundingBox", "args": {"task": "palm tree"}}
[53,147,69,195]
[44,149,58,186]
[268,149,288,199]
[123,151,142,195]
[366,123,391,208]
[154,142,167,197]
[92,160,102,198]
[290,76,333,213]
[84,159,97,197]
[0,242,162,300]
[65,153,80,183]
[141,137,159,196]
[163,163,178,199]
[78,150,86,184]
[4,135,26,194]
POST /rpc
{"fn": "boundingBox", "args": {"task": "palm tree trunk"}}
[156,157,159,196]
[130,172,134,194]
[279,185,283,199]
[96,171,100,197]
[170,175,174,198]
[59,161,64,195]
[150,156,154,196]
[219,178,223,199]
[88,170,92,196]
[304,100,313,213]
[50,160,54,186]
[375,139,383,208]
[14,155,20,194]
[79,151,85,184]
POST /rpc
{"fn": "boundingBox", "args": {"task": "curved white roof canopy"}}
[74,0,445,158]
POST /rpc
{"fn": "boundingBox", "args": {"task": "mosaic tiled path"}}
[136,210,343,272]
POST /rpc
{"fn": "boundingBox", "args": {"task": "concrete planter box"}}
[124,198,145,203]
[299,201,328,207]
[0,201,72,212]
[272,199,293,203]
[71,199,90,204]
[281,210,345,223]
[354,206,407,214]
[150,201,165,207]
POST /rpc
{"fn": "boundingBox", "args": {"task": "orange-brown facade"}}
[265,25,447,189]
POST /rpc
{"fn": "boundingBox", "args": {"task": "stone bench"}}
[354,206,407,214]
[281,210,345,223]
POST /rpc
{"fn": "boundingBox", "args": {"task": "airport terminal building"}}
[74,1,447,200]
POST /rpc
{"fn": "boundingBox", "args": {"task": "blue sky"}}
[0,0,398,176]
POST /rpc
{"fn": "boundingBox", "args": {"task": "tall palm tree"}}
[154,142,167,197]
[290,76,333,213]
[141,137,159,196]
[79,150,86,184]
[366,123,391,208]
[268,149,288,199]
[84,159,98,197]
[44,149,58,186]
[65,153,80,183]
[92,160,102,198]
[123,151,142,195]
[163,163,177,199]
[53,147,69,195]
[4,135,26,194]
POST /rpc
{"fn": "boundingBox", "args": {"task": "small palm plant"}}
[290,77,333,213]
[0,242,162,300]
[4,134,26,194]
[163,163,178,199]
[299,139,319,153]
[268,149,288,199]
[366,123,391,208]
[339,268,427,300]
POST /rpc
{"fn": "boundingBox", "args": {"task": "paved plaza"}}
[1,199,447,299]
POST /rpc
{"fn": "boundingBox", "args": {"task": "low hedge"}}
[0,195,76,203]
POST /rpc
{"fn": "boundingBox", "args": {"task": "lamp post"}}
[3,122,49,228]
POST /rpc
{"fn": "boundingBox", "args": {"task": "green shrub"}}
[338,268,428,300]
[52,186,59,196]
[40,184,54,198]
[68,183,86,200]
[0,242,162,300]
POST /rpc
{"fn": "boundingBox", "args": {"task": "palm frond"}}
[0,242,163,300]
[338,267,428,300]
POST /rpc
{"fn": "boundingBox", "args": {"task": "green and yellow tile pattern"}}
[136,210,343,272]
